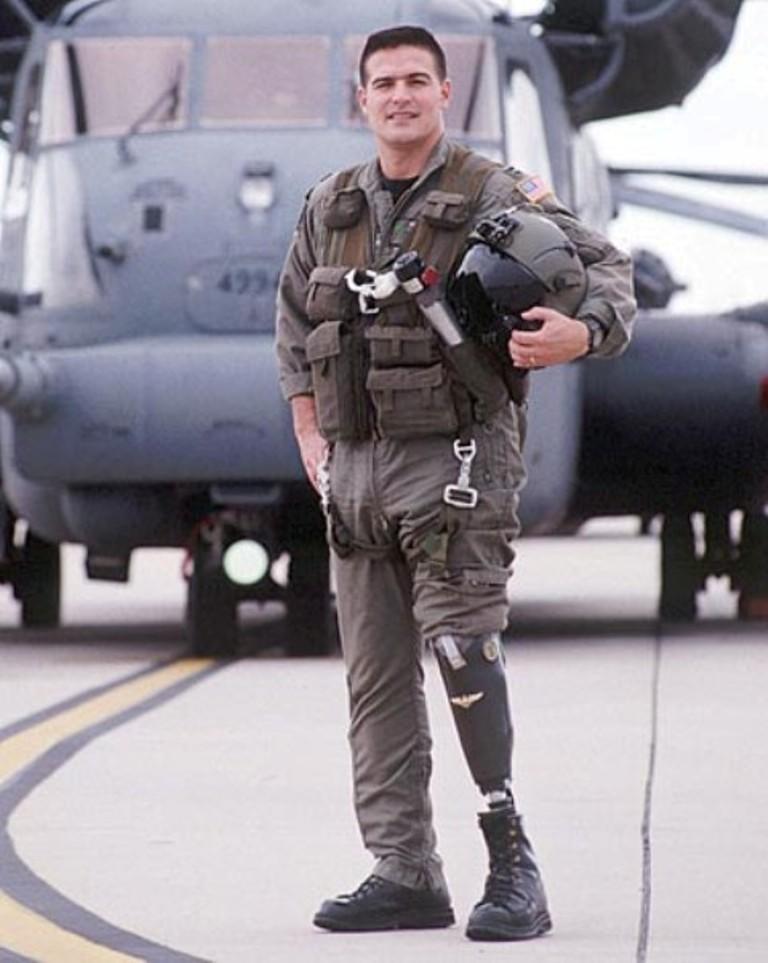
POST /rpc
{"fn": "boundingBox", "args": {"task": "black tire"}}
[17,532,61,628]
[659,514,699,622]
[284,538,337,657]
[737,512,768,620]
[186,551,239,658]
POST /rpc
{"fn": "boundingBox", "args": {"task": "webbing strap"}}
[326,165,370,267]
[324,144,499,272]
[408,143,498,276]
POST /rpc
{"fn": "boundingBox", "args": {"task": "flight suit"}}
[276,137,635,891]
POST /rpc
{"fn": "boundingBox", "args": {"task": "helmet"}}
[447,207,586,351]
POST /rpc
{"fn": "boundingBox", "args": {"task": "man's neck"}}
[376,132,443,180]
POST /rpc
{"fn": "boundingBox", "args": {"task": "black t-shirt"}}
[381,175,418,203]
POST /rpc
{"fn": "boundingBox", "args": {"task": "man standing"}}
[276,25,635,941]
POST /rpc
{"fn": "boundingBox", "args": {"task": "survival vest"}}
[304,143,517,442]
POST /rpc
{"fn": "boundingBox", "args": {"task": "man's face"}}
[357,45,451,151]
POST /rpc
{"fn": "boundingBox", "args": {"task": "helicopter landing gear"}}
[736,512,768,620]
[186,540,239,658]
[15,531,61,628]
[284,536,337,657]
[659,513,700,621]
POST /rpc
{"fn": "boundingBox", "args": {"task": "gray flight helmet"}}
[447,207,587,351]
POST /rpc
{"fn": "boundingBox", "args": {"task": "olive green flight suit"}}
[276,137,636,891]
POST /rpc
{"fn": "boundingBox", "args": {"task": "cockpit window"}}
[202,37,330,126]
[343,35,501,140]
[40,38,191,146]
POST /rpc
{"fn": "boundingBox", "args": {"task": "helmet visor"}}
[448,243,548,346]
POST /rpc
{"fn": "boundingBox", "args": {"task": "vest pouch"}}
[306,320,370,441]
[421,190,470,229]
[445,341,510,420]
[365,323,441,368]
[324,187,366,229]
[366,363,459,439]
[306,266,358,322]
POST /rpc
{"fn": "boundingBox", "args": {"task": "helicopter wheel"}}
[186,545,239,658]
[736,512,768,620]
[15,531,61,628]
[284,537,337,657]
[659,513,699,622]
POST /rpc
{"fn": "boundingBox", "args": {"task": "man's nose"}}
[391,82,413,101]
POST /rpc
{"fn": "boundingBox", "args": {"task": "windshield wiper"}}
[117,63,183,164]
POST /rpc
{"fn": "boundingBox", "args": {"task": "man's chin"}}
[379,127,426,146]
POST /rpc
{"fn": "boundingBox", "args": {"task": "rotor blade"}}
[610,166,768,186]
[611,180,768,237]
[3,0,37,30]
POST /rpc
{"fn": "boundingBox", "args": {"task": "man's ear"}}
[357,85,368,115]
[440,77,452,110]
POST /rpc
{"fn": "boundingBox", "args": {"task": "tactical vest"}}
[304,143,514,442]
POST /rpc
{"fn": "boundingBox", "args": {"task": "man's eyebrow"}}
[371,70,434,84]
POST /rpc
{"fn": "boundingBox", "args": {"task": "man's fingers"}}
[510,329,541,347]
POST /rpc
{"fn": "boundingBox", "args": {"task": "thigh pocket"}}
[366,363,458,439]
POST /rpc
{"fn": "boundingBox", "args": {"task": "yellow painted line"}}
[0,658,213,785]
[0,657,215,961]
[0,890,142,961]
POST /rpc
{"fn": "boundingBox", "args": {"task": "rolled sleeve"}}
[474,169,637,359]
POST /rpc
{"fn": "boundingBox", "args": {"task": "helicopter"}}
[0,0,765,657]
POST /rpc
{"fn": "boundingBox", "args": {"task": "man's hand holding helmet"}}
[447,207,595,369]
[508,305,589,369]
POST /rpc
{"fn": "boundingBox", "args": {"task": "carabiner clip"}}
[443,437,479,509]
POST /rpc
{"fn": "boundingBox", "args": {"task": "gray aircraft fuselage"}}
[0,0,603,552]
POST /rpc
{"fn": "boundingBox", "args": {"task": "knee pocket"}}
[417,563,510,598]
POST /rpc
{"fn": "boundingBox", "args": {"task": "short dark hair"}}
[359,25,447,85]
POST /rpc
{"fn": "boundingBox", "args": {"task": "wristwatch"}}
[581,316,606,355]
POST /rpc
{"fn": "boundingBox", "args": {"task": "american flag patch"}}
[517,175,551,203]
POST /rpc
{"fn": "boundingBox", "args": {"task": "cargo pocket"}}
[421,190,470,229]
[306,321,370,441]
[306,321,344,440]
[366,363,458,439]
[449,566,510,596]
[306,265,357,322]
[365,324,441,368]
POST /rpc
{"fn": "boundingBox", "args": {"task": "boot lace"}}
[482,819,526,905]
[347,875,386,902]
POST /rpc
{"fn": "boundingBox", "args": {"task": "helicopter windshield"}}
[343,35,502,141]
[201,36,330,127]
[505,68,553,186]
[40,37,191,146]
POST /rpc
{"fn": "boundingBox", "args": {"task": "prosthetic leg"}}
[433,632,512,794]
[433,632,551,941]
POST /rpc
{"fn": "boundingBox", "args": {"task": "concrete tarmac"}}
[1,524,766,962]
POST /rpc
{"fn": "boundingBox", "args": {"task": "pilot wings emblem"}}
[450,692,485,710]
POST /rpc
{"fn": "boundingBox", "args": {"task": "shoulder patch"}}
[515,173,552,204]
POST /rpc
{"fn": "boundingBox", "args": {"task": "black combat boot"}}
[466,806,552,941]
[313,874,455,932]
